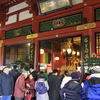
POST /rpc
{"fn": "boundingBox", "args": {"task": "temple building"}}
[0,0,99,75]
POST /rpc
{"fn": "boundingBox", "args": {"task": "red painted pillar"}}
[83,4,95,57]
[83,6,93,23]
[32,17,39,71]
[34,39,39,71]
[32,20,39,33]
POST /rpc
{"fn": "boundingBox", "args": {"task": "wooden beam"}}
[0,0,10,5]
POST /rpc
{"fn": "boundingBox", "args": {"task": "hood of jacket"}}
[66,80,80,90]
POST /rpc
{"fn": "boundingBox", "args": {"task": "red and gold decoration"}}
[0,40,3,47]
[76,22,96,31]
[52,18,66,28]
[26,33,38,39]
[14,28,22,36]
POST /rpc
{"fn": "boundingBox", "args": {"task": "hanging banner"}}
[83,35,90,61]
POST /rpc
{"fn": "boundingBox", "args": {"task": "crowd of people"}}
[0,65,100,100]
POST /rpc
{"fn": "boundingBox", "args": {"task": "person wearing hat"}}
[14,70,29,100]
[60,72,83,100]
[71,72,80,79]
[0,67,14,100]
[82,67,100,100]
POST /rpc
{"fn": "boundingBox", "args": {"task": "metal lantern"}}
[37,0,72,15]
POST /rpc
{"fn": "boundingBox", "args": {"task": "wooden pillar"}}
[32,20,39,33]
[83,4,95,57]
[34,40,39,71]
[83,6,93,23]
[32,15,39,70]
[0,46,5,66]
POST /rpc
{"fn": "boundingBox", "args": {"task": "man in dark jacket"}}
[48,69,61,100]
[60,72,83,100]
[10,65,20,85]
[0,67,14,100]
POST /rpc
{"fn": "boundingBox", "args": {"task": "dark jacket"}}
[10,69,20,84]
[48,75,61,100]
[60,80,83,100]
[0,72,14,96]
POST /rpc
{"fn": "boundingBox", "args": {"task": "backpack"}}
[36,82,47,94]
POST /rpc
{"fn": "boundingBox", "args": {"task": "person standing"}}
[29,67,38,81]
[10,65,20,85]
[10,65,20,100]
[14,70,29,100]
[0,67,14,100]
[48,69,61,100]
[60,71,71,89]
[25,73,35,100]
[60,72,82,100]
[35,72,49,100]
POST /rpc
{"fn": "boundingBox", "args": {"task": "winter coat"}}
[82,77,100,100]
[35,78,49,100]
[14,74,26,98]
[82,80,89,100]
[48,75,61,100]
[10,69,20,85]
[25,78,35,97]
[0,72,14,96]
[60,80,83,100]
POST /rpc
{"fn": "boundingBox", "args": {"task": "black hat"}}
[71,72,79,79]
